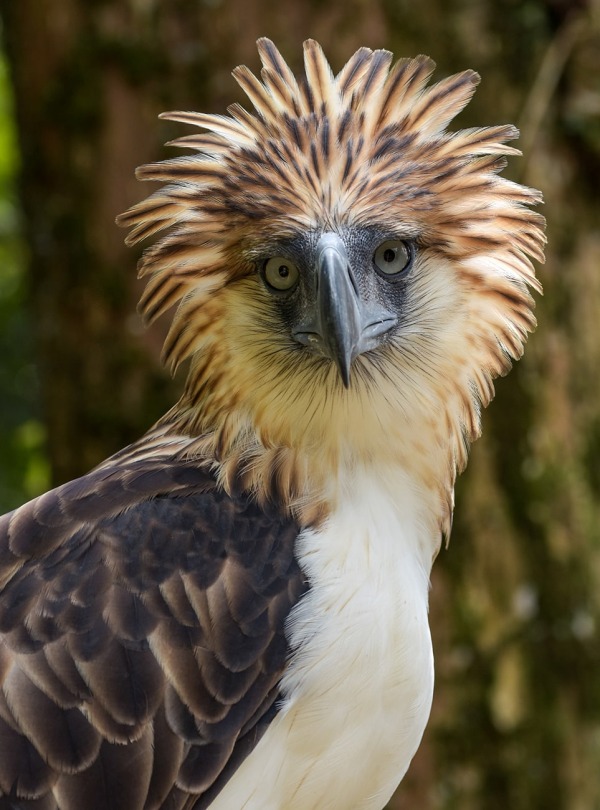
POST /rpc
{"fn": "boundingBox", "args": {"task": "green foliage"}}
[0,54,49,511]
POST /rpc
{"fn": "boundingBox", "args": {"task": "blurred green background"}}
[0,1,599,808]
[0,53,48,509]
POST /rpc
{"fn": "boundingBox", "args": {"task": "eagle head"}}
[118,39,545,524]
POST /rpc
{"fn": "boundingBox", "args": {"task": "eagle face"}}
[258,227,409,386]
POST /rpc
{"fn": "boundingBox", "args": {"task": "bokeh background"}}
[0,1,599,807]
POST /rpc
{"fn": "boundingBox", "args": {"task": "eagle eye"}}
[373,240,414,280]
[263,256,300,292]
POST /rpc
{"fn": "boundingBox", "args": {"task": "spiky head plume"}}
[119,38,543,364]
[117,39,545,526]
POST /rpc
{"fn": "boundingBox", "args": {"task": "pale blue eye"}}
[373,240,413,278]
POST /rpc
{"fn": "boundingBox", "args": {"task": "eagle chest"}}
[211,478,435,810]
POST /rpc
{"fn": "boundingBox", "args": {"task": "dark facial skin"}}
[257,227,416,385]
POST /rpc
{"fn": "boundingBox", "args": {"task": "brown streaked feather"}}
[437,125,522,158]
[136,157,226,184]
[226,103,272,143]
[231,65,285,126]
[256,37,302,101]
[354,49,394,129]
[335,46,374,98]
[0,431,307,808]
[166,133,231,153]
[139,273,189,323]
[376,54,436,121]
[259,67,298,115]
[158,111,252,144]
[302,39,338,116]
[405,70,479,136]
[116,192,189,235]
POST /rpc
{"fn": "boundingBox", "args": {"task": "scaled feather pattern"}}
[0,39,545,810]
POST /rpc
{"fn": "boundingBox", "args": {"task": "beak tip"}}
[338,359,352,389]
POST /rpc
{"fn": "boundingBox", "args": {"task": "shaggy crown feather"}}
[117,37,544,366]
[117,39,545,528]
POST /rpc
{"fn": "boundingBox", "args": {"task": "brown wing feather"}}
[0,436,307,810]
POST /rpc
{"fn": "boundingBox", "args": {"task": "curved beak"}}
[293,232,397,387]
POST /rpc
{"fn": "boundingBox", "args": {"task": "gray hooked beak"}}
[293,232,397,387]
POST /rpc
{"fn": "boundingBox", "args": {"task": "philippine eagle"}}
[0,39,544,810]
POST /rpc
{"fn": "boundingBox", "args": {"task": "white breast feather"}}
[210,465,436,810]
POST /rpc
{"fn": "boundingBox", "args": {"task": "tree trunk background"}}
[1,0,599,807]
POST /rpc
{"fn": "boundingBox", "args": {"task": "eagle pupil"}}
[383,248,396,263]
[278,265,290,277]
